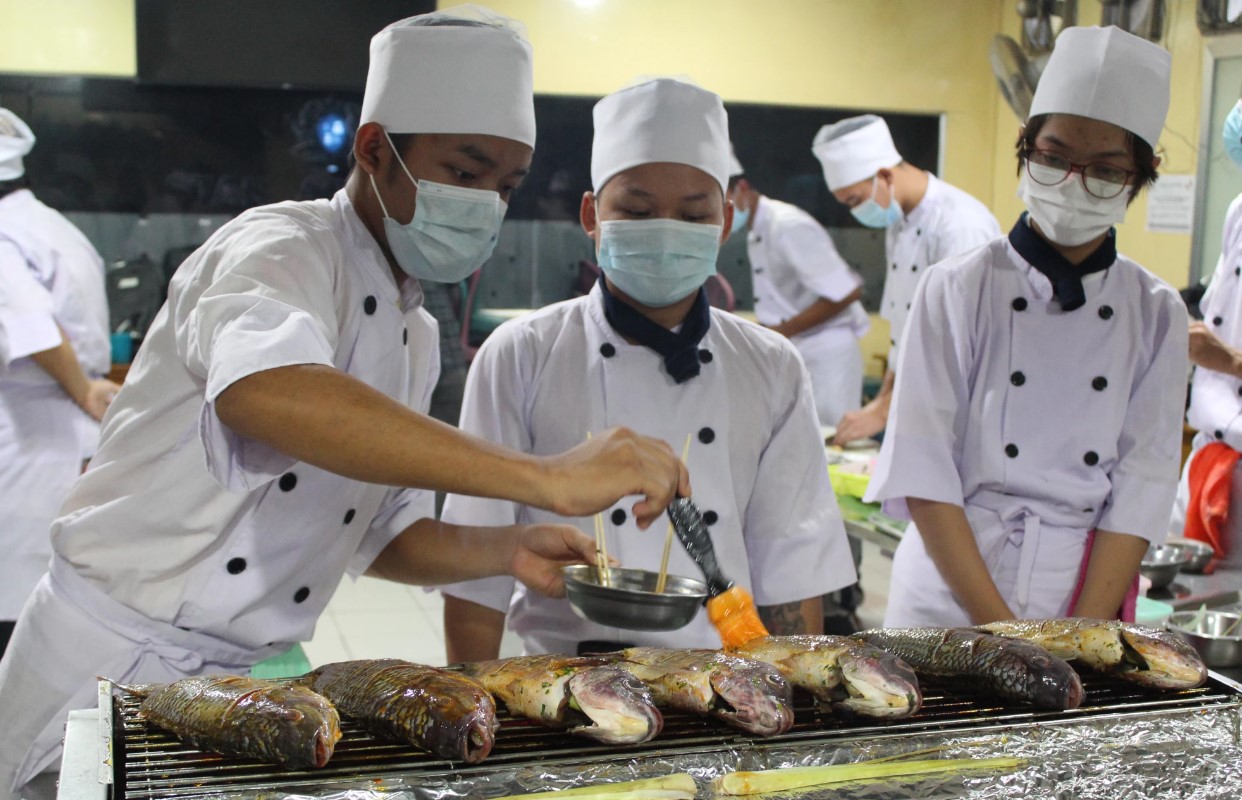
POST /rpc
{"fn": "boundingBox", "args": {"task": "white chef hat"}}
[359,4,536,147]
[0,108,35,181]
[728,143,745,178]
[811,115,903,191]
[591,77,731,194]
[1029,25,1170,148]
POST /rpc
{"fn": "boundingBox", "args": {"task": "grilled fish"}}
[297,659,497,763]
[612,647,794,735]
[855,628,1085,710]
[976,618,1207,690]
[116,674,340,768]
[461,655,662,744]
[732,635,922,718]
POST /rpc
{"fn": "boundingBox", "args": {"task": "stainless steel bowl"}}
[1140,543,1192,590]
[1166,538,1214,574]
[562,565,708,632]
[1166,610,1242,667]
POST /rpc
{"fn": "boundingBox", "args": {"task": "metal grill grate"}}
[111,673,1242,800]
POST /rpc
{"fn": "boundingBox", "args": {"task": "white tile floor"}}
[301,540,893,668]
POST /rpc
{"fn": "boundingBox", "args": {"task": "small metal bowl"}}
[1140,543,1192,591]
[1166,538,1214,574]
[1166,610,1242,667]
[562,565,707,632]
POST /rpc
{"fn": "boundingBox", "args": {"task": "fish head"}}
[264,685,342,768]
[707,658,795,736]
[1007,646,1085,710]
[418,677,500,764]
[566,666,663,745]
[836,647,923,718]
[1120,625,1208,689]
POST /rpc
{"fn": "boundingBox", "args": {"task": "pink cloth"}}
[1067,530,1139,622]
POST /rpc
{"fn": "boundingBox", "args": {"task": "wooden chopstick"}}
[586,431,610,587]
[655,433,694,594]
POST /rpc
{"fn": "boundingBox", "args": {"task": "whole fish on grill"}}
[115,674,340,769]
[854,628,1085,710]
[610,647,794,735]
[460,655,662,744]
[732,635,922,718]
[975,618,1207,690]
[295,659,497,763]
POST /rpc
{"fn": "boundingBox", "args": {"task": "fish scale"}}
[298,659,498,763]
[855,628,1085,710]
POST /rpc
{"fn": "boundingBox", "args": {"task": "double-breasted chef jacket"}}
[0,189,439,789]
[867,220,1188,627]
[1174,193,1242,567]
[747,195,869,426]
[440,282,857,655]
[0,188,110,621]
[881,174,1002,364]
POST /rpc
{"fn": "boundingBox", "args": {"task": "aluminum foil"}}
[240,705,1242,800]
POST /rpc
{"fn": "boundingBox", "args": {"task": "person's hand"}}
[80,379,122,422]
[537,427,690,529]
[833,405,886,446]
[1189,320,1241,375]
[508,523,605,598]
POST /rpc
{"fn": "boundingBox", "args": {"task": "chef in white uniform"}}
[1168,92,1242,567]
[439,78,856,661]
[867,26,1187,627]
[0,9,687,797]
[725,149,869,427]
[812,115,1000,445]
[0,108,116,659]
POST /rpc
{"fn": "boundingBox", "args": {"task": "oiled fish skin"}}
[120,674,340,769]
[461,655,662,744]
[976,618,1207,690]
[733,635,922,718]
[614,647,795,736]
[855,628,1084,710]
[299,659,497,763]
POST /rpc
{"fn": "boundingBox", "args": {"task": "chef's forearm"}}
[758,596,823,635]
[867,370,895,416]
[1071,528,1147,619]
[443,595,506,663]
[29,329,90,407]
[366,517,517,585]
[907,497,1015,624]
[215,364,546,503]
[779,289,861,338]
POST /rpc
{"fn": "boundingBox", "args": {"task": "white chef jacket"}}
[439,283,856,654]
[1174,193,1242,566]
[867,229,1188,627]
[0,189,109,620]
[747,195,869,425]
[881,174,1001,363]
[0,189,441,794]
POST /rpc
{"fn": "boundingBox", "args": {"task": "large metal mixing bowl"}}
[1165,538,1214,574]
[1166,610,1242,667]
[562,565,708,632]
[1140,543,1192,590]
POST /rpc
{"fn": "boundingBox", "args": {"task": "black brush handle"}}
[666,498,732,597]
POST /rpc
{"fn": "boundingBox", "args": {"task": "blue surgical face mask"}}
[850,175,902,228]
[597,217,722,308]
[370,130,506,283]
[1224,100,1242,169]
[729,204,751,237]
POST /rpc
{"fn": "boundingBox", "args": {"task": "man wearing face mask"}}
[865,26,1187,627]
[725,150,869,428]
[1167,92,1242,569]
[812,116,1000,446]
[438,78,856,661]
[0,9,689,796]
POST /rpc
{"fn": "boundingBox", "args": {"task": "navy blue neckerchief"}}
[598,276,711,384]
[1008,211,1117,311]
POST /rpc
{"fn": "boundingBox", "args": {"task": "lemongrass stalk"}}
[504,774,697,800]
[712,757,1024,795]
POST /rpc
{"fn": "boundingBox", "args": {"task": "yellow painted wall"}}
[990,0,1204,289]
[0,0,136,76]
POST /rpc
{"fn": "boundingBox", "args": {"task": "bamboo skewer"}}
[655,434,694,594]
[586,431,610,587]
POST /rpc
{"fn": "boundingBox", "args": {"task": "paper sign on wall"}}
[1146,174,1196,234]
